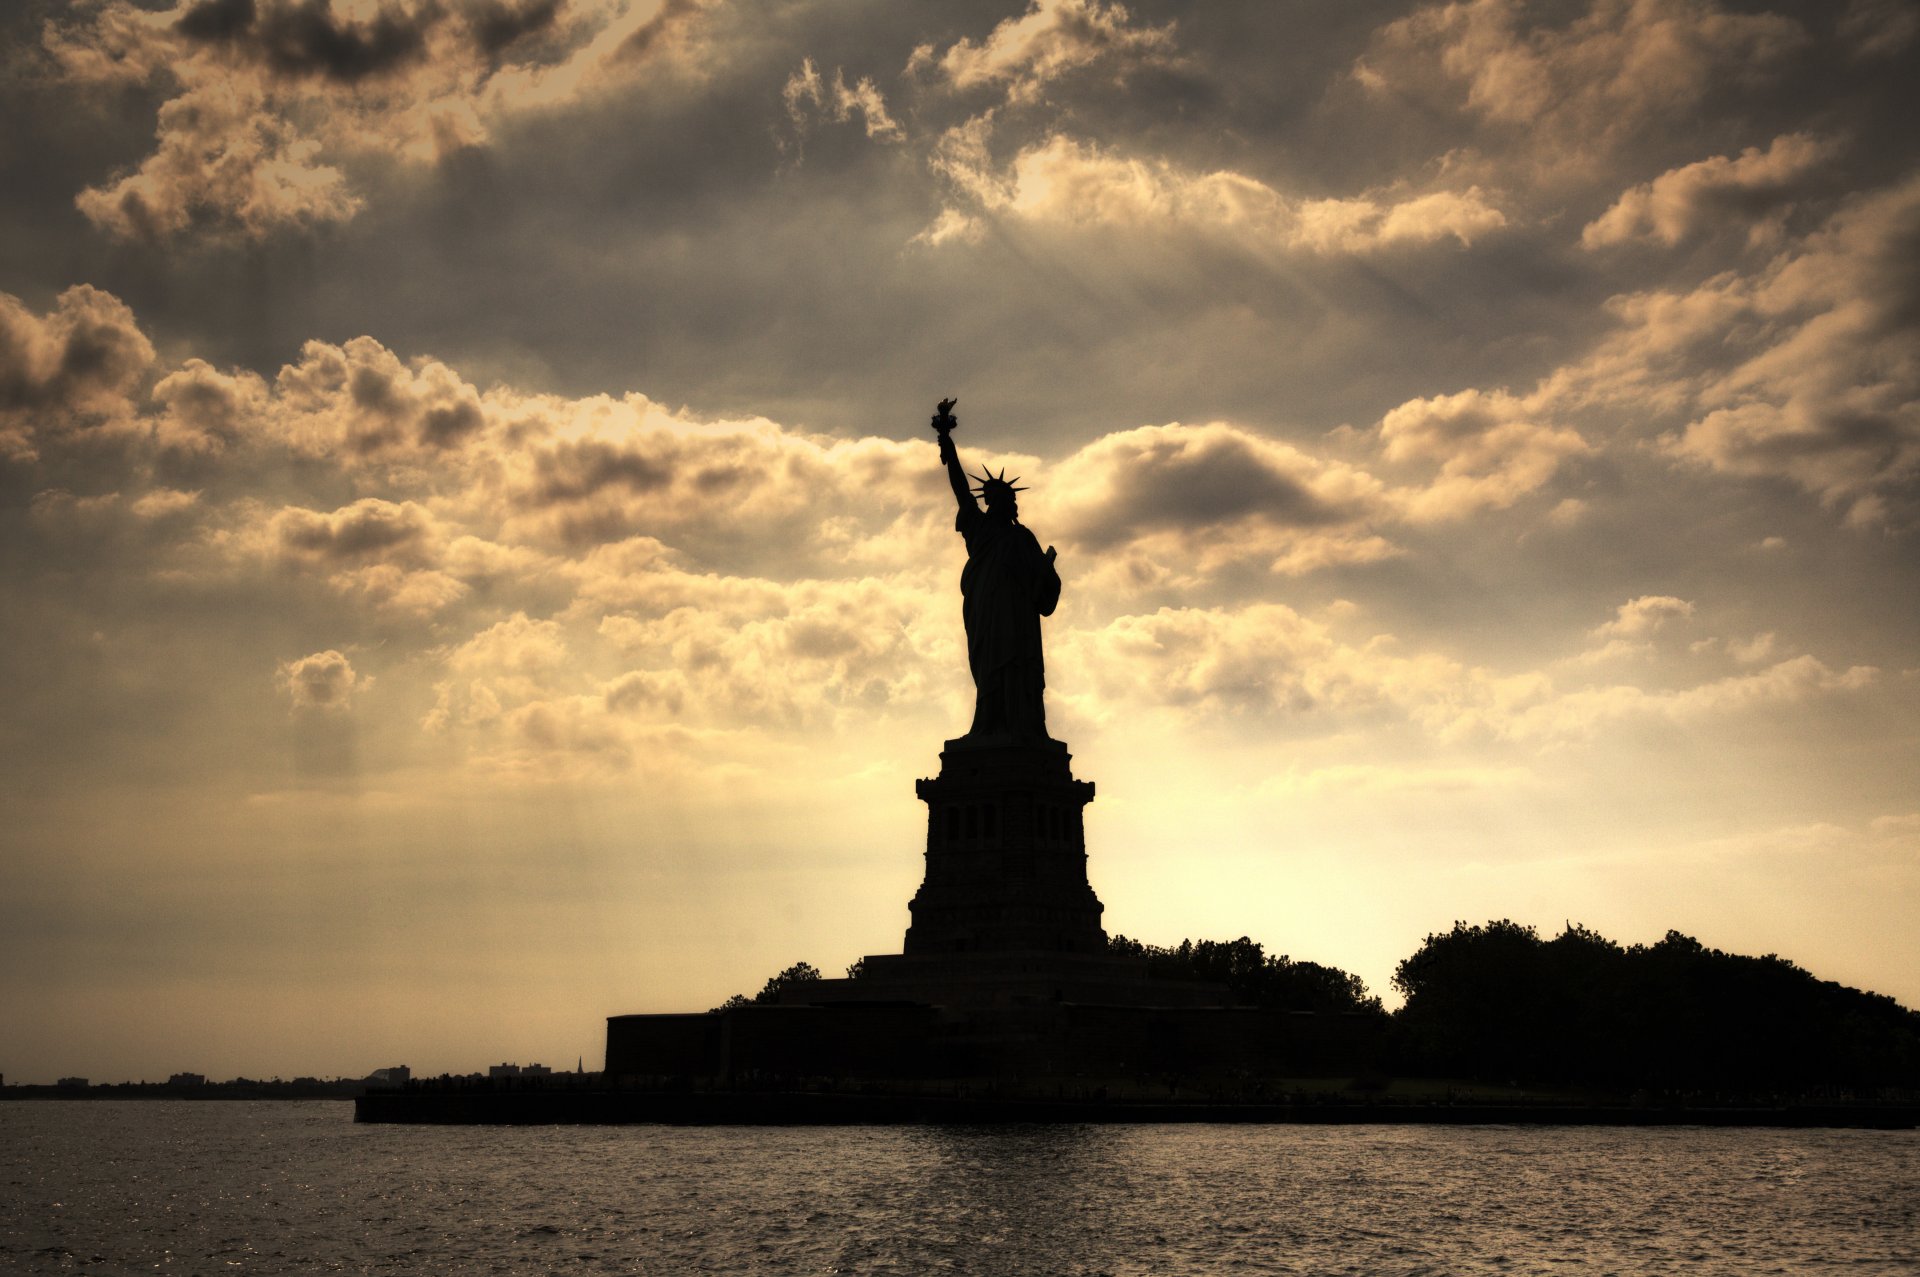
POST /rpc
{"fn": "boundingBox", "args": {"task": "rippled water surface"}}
[2,1102,1915,1274]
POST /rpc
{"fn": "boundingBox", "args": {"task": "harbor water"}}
[3,1101,1915,1274]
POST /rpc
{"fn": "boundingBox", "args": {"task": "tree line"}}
[1104,933,1383,1017]
[715,921,1920,1091]
[1390,920,1920,1091]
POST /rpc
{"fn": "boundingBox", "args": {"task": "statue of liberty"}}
[930,398,1061,744]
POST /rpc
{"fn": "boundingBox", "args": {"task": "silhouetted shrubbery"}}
[716,926,1920,1093]
[1107,933,1386,1016]
[1393,920,1920,1091]
[713,961,821,1011]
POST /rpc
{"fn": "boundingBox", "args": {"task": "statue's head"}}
[972,468,1026,520]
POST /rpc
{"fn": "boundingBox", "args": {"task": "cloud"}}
[272,497,436,563]
[1352,166,1920,529]
[265,497,471,614]
[2,288,950,597]
[1661,175,1920,524]
[1839,0,1920,60]
[130,488,204,521]
[0,283,1894,787]
[606,0,712,66]
[1056,602,1501,735]
[1582,133,1840,248]
[1572,596,1696,663]
[928,131,1508,255]
[279,648,363,711]
[4,0,1918,1080]
[1377,388,1591,522]
[1592,595,1695,639]
[909,0,1177,106]
[596,575,946,729]
[1058,603,1420,725]
[483,411,939,570]
[44,0,714,240]
[1058,599,1877,746]
[73,79,362,240]
[1355,0,1808,176]
[1491,653,1878,742]
[22,481,216,561]
[176,0,437,84]
[418,571,952,776]
[271,335,487,463]
[443,609,570,678]
[1291,188,1509,253]
[423,612,572,734]
[0,286,156,475]
[1046,422,1396,579]
[0,286,154,421]
[782,58,902,152]
[150,359,271,464]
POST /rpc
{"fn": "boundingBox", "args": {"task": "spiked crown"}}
[971,466,1027,504]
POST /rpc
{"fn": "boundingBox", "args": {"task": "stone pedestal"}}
[904,737,1106,957]
[606,733,1270,1086]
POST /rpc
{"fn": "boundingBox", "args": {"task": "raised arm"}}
[939,430,977,514]
[932,399,977,515]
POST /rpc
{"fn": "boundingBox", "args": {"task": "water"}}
[1,1102,1915,1275]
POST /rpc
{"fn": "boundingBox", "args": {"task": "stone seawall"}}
[354,1089,1918,1128]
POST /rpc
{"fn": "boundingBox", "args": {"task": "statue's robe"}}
[956,505,1061,742]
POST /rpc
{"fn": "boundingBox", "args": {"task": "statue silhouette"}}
[932,399,1061,744]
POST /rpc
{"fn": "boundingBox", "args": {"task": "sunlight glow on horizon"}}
[2,0,1916,1084]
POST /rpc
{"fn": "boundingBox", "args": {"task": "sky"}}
[2,0,1916,1085]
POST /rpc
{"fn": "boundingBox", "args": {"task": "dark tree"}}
[1393,919,1556,1080]
[713,961,823,1012]
[1108,933,1385,1016]
[1391,920,1920,1092]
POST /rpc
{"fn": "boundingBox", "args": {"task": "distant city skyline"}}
[2,0,1916,1084]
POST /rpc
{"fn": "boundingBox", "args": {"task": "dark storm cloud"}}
[0,286,154,416]
[527,439,672,504]
[1058,424,1359,550]
[249,0,437,85]
[176,0,257,43]
[13,0,1920,516]
[274,499,435,561]
[173,0,446,83]
[13,0,1552,431]
[331,345,485,448]
[468,0,565,57]
[39,0,738,244]
[165,0,568,83]
[612,0,708,64]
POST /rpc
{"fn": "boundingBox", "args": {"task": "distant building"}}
[365,1066,411,1087]
[55,1077,88,1090]
[167,1072,206,1087]
[487,1062,553,1078]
